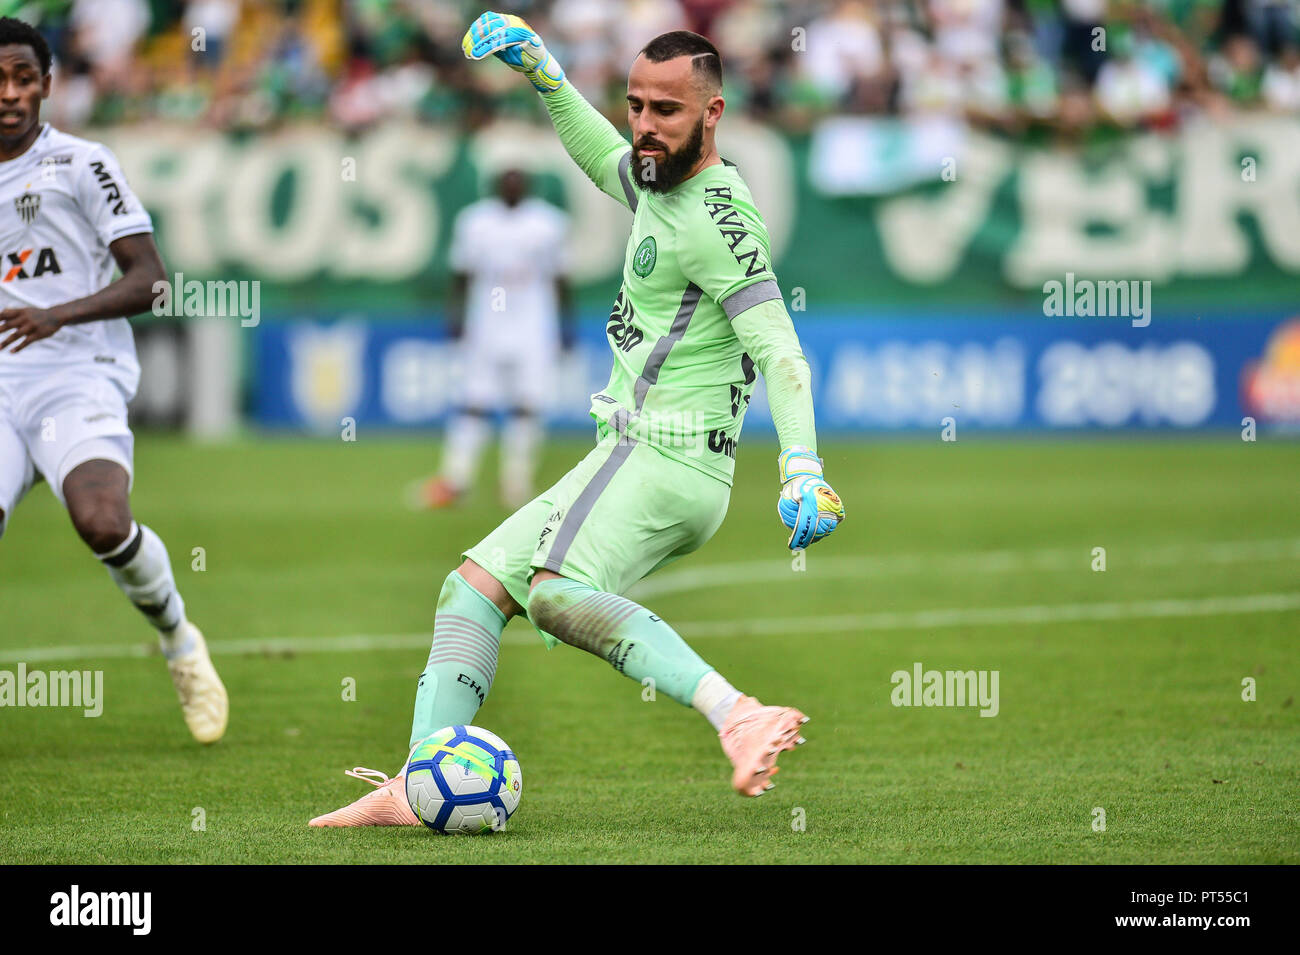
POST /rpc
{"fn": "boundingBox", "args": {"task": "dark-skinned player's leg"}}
[63,459,133,553]
[64,458,228,743]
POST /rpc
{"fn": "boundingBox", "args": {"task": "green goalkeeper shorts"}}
[464,425,731,647]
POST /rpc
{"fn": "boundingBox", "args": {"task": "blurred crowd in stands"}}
[12,0,1300,137]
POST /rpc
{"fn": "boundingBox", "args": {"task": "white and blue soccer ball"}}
[405,725,522,834]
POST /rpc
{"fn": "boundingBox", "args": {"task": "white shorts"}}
[459,339,557,414]
[0,367,135,538]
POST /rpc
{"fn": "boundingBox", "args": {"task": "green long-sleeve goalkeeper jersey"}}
[544,83,816,486]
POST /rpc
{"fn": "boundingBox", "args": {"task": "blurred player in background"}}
[0,17,226,744]
[310,12,845,827]
[413,167,573,511]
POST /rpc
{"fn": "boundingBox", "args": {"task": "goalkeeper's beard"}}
[635,116,705,194]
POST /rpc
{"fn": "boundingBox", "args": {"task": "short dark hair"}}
[0,16,51,75]
[639,30,722,94]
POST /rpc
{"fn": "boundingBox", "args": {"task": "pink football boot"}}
[308,768,420,827]
[718,695,808,796]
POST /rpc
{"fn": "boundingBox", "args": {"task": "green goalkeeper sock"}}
[527,577,712,706]
[409,571,507,751]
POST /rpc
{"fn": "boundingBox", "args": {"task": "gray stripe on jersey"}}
[617,151,639,212]
[633,282,702,412]
[541,438,637,573]
[721,279,782,320]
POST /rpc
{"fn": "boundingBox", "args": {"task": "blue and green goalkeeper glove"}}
[778,447,845,550]
[462,11,567,94]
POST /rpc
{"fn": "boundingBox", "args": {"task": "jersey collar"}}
[663,158,730,197]
[0,122,51,165]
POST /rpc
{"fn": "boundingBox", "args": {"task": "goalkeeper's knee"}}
[525,576,575,645]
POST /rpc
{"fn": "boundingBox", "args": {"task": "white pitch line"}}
[14,537,1293,603]
[626,537,1300,600]
[0,633,436,665]
[665,591,1300,638]
[3,591,1297,665]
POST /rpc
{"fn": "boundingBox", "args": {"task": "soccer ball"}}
[405,725,522,834]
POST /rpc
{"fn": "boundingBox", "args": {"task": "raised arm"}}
[542,84,637,211]
[462,11,637,210]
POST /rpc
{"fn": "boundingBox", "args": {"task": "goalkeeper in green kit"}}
[310,13,845,826]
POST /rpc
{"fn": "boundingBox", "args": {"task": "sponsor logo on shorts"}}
[83,413,117,424]
[538,509,563,546]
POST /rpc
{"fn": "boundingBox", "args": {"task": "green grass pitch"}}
[1,434,1297,864]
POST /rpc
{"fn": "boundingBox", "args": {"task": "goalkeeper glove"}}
[462,11,567,94]
[778,447,845,550]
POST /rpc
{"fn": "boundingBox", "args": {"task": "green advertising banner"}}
[101,114,1300,315]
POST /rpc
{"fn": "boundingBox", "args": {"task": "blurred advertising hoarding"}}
[250,311,1300,435]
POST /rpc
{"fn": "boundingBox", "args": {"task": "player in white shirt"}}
[414,168,572,510]
[0,18,227,743]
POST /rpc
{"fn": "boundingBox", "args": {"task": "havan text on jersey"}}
[703,185,767,279]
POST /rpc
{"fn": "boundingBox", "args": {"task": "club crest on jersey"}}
[14,192,39,224]
[632,236,656,278]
